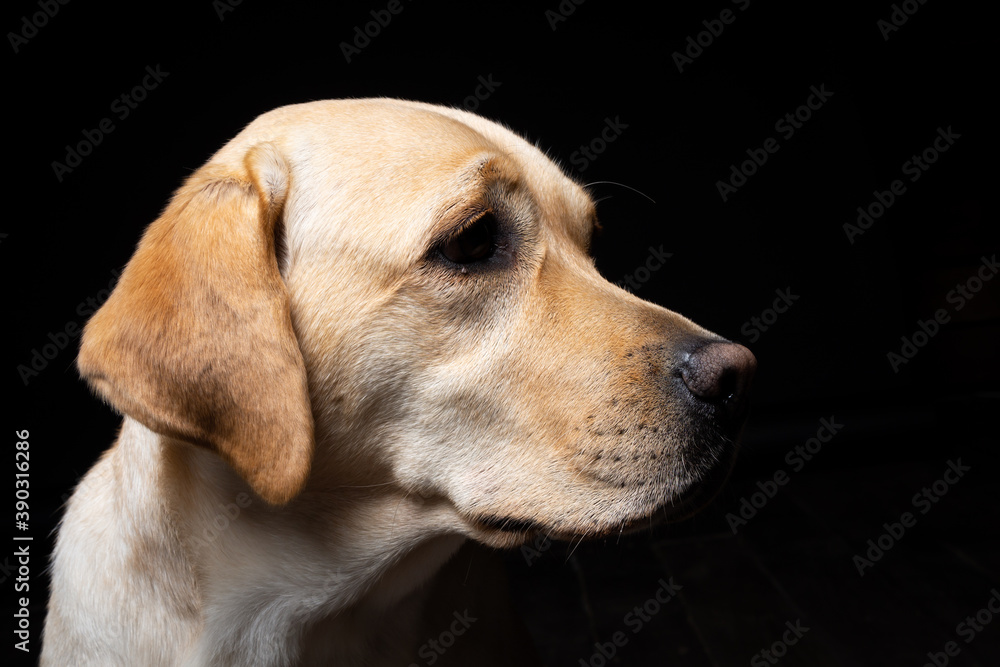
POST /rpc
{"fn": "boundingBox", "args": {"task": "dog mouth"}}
[472,515,547,536]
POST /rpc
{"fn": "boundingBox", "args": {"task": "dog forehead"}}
[399,100,597,223]
[217,99,596,245]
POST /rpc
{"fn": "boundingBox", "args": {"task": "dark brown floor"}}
[504,396,1000,666]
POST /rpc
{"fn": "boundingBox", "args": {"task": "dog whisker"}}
[389,490,410,541]
[582,179,657,204]
[565,532,586,563]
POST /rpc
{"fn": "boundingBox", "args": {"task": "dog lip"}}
[470,514,543,535]
[468,514,610,542]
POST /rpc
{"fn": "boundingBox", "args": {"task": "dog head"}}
[79,99,755,546]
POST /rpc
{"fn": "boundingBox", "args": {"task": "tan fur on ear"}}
[78,142,313,505]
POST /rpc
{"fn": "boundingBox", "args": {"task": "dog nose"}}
[680,341,757,418]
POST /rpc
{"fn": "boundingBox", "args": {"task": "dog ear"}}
[78,142,314,505]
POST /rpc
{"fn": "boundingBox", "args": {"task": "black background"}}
[6,1,997,665]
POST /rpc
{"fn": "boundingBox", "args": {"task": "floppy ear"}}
[78,142,314,505]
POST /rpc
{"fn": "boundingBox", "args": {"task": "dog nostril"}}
[680,341,757,415]
[714,367,741,402]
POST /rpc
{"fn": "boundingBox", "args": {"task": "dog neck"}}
[114,417,465,664]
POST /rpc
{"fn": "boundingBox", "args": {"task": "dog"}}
[41,98,756,666]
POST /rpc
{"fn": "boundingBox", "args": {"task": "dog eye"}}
[441,213,497,264]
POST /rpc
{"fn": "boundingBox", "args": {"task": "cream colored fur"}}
[42,99,733,666]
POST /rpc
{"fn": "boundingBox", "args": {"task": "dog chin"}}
[463,448,739,549]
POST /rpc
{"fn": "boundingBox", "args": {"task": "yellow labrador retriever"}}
[42,99,756,666]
